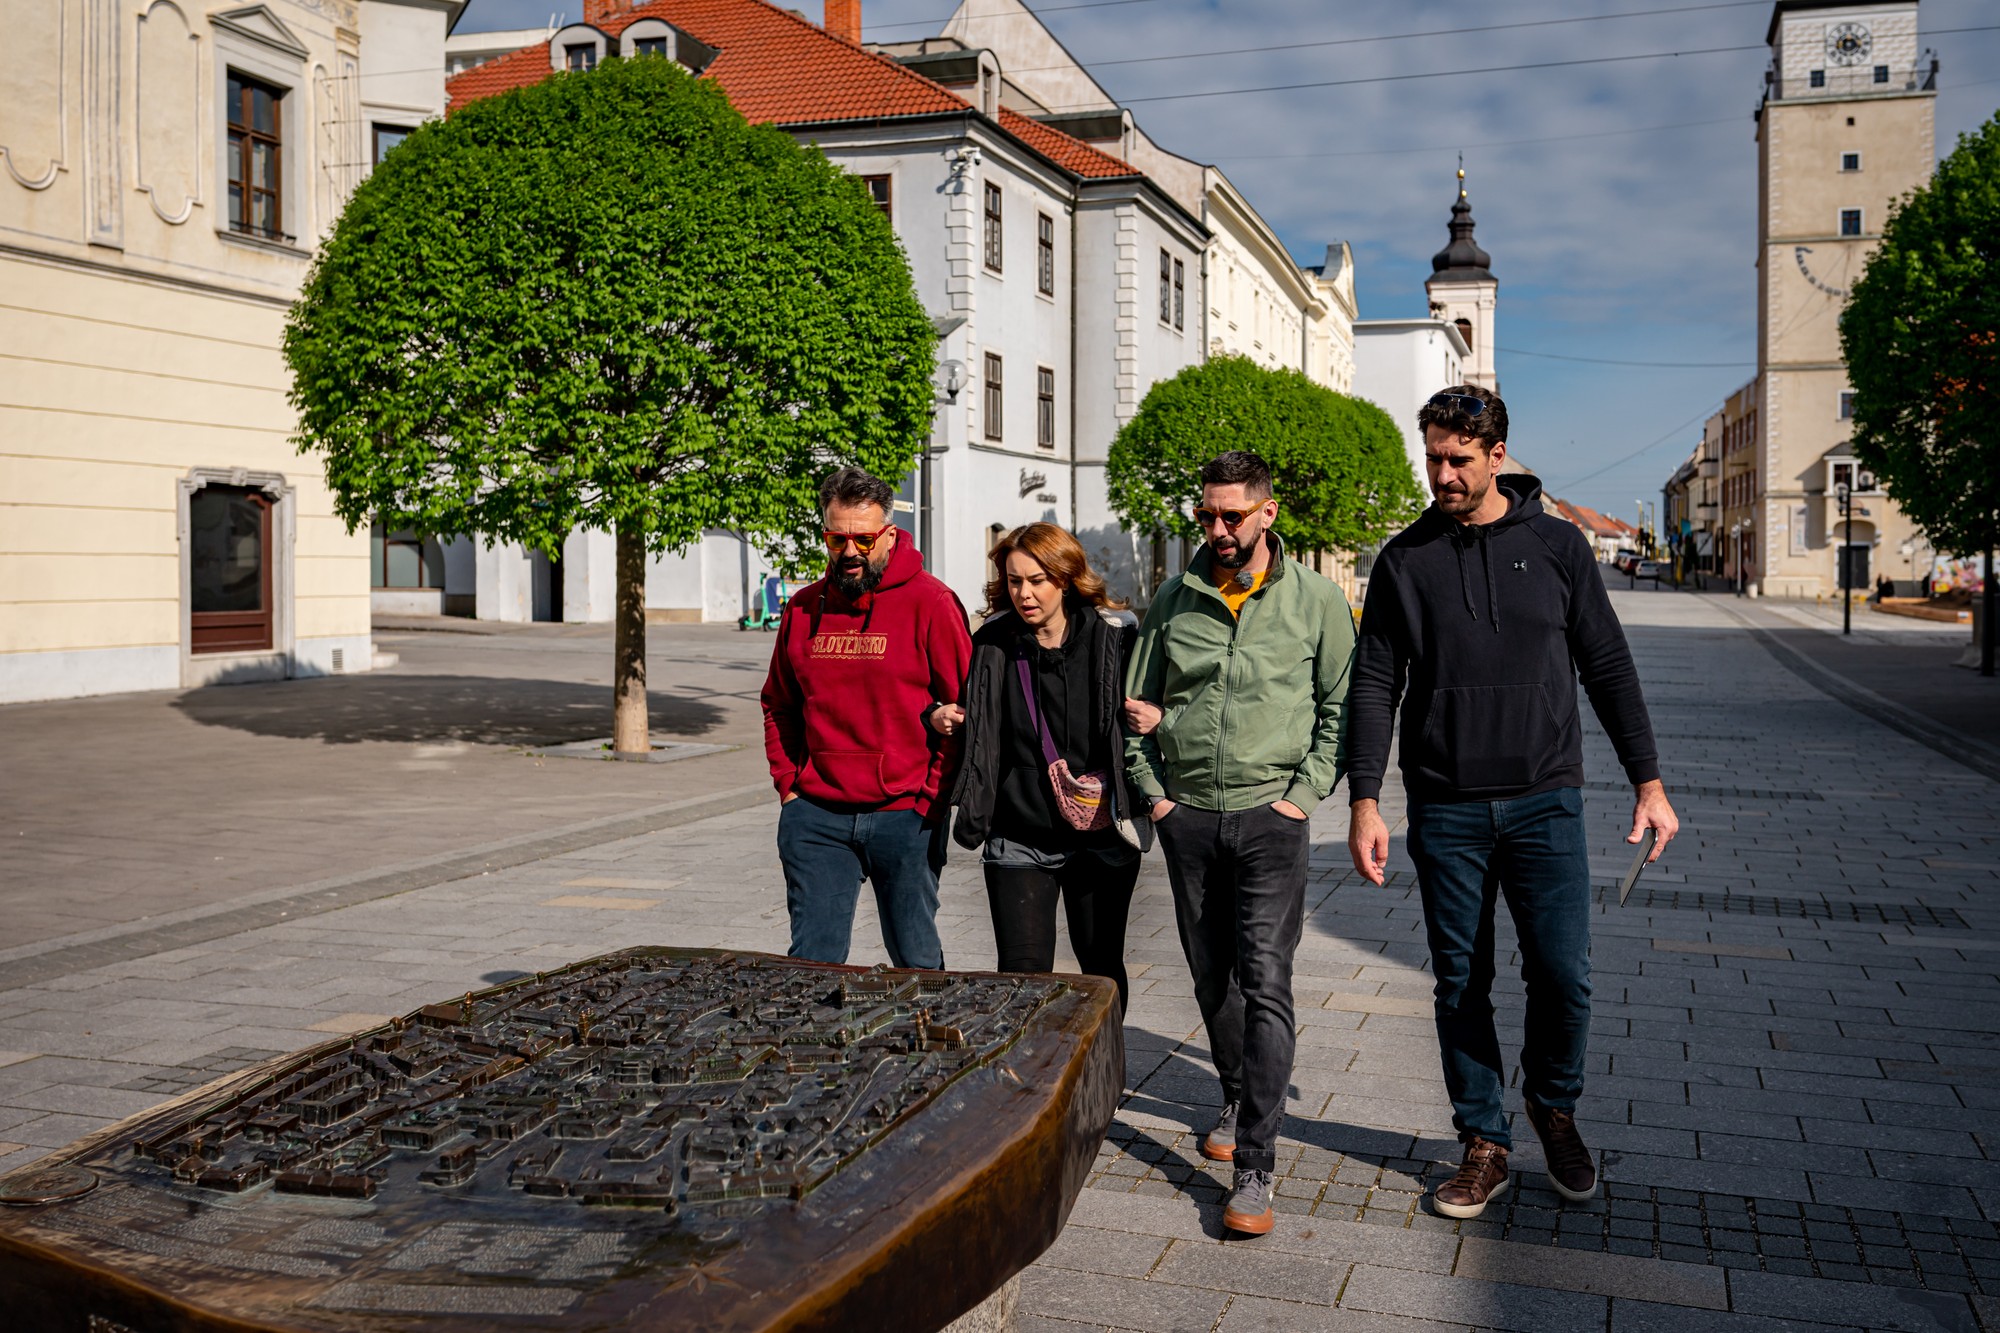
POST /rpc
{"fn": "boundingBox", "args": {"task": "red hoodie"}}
[760,538,972,818]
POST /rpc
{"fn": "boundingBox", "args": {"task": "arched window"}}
[1455,317,1474,353]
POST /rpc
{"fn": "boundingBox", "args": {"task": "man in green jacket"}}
[1125,449,1355,1237]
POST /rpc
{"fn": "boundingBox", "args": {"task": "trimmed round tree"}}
[285,55,936,749]
[1839,110,2000,673]
[1106,355,1424,559]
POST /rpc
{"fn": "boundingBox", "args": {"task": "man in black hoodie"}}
[1346,386,1678,1221]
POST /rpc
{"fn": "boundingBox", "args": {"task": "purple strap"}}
[1015,655,1063,768]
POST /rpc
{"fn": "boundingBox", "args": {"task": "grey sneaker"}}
[1223,1167,1274,1235]
[1201,1100,1238,1162]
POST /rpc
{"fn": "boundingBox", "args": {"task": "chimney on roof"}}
[583,0,623,24]
[825,0,860,44]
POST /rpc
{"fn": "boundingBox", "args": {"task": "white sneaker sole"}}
[1432,1171,1509,1220]
[1546,1168,1599,1203]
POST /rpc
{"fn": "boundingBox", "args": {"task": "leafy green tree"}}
[1840,111,2000,673]
[285,56,935,748]
[1106,355,1424,559]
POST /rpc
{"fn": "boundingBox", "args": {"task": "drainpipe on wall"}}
[1069,203,1078,537]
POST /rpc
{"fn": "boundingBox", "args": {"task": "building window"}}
[1037,213,1054,296]
[566,43,596,71]
[226,72,285,240]
[1840,208,1863,236]
[1840,151,1861,172]
[861,174,891,218]
[632,37,668,58]
[1159,249,1172,324]
[1455,317,1474,353]
[983,353,1003,441]
[983,182,1003,272]
[1839,390,1856,419]
[1173,258,1186,330]
[370,520,445,590]
[372,124,412,166]
[1036,367,1055,450]
[1872,64,1889,84]
[1809,68,1826,88]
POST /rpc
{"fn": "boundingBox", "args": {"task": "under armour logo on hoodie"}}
[1513,560,1527,571]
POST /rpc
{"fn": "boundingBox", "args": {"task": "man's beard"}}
[1211,522,1264,571]
[1435,481,1487,517]
[831,555,886,601]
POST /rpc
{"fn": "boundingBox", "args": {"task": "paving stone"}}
[1727,1270,1979,1332]
[1339,1263,1608,1333]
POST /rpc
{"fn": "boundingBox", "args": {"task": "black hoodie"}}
[1347,474,1660,805]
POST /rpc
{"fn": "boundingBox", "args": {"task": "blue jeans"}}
[777,796,944,969]
[1406,786,1592,1149]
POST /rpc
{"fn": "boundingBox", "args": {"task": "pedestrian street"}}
[0,587,1993,1331]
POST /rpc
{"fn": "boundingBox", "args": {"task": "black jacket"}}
[950,604,1146,850]
[1347,474,1661,804]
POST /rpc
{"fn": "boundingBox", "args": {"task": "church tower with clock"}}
[1752,0,1935,597]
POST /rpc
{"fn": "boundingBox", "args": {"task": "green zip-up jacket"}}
[1124,533,1356,815]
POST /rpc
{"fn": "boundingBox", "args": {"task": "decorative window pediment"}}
[210,5,309,61]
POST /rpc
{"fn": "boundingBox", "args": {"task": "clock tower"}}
[1426,166,1499,392]
[1753,0,1935,596]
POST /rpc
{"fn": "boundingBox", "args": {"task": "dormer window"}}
[632,37,668,58]
[566,43,596,71]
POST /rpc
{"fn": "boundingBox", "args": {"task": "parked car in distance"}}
[1635,560,1666,582]
[1613,549,1640,572]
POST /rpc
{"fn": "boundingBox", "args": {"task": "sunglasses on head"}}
[823,525,896,554]
[1428,392,1487,417]
[1193,507,1261,530]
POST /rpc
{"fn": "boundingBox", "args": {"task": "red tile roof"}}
[445,0,1137,180]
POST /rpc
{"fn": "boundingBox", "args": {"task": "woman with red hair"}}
[933,523,1157,1012]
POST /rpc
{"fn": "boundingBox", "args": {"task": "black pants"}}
[983,848,1139,1015]
[1155,803,1309,1175]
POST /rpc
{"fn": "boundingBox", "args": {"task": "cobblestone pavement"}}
[0,590,1995,1331]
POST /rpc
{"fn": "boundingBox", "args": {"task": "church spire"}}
[1431,159,1494,283]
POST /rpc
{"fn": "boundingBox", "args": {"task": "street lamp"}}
[1836,479,1852,636]
[1730,520,1744,597]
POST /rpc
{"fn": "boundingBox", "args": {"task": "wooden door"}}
[190,485,273,653]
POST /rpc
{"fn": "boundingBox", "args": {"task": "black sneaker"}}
[1201,1100,1238,1162]
[1222,1167,1274,1235]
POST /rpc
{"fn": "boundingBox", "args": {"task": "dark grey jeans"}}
[1154,802,1310,1174]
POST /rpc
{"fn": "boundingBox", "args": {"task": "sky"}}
[455,0,2000,519]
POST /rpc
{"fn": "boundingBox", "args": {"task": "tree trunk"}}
[613,522,650,754]
[1983,545,1995,679]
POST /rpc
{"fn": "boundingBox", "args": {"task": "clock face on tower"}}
[1826,21,1872,66]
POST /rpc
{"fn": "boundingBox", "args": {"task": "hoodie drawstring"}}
[1452,527,1502,632]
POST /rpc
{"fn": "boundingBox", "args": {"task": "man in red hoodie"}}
[761,467,973,969]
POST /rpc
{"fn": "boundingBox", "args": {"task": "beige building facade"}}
[0,0,458,704]
[1753,0,1934,597]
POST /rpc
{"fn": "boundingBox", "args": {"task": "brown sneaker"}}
[1432,1138,1510,1220]
[1526,1103,1598,1202]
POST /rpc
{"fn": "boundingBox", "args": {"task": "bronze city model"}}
[0,947,1122,1331]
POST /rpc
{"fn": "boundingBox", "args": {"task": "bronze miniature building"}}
[0,948,1122,1331]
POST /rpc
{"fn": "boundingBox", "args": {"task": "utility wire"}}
[1546,401,1723,492]
[1049,25,1997,110]
[1000,0,1776,75]
[1220,115,1743,161]
[1499,346,1753,368]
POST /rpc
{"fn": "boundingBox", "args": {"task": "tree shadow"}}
[171,673,727,745]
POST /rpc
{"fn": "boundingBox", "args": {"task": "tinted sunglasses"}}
[1193,507,1260,530]
[1427,392,1487,417]
[823,525,896,554]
